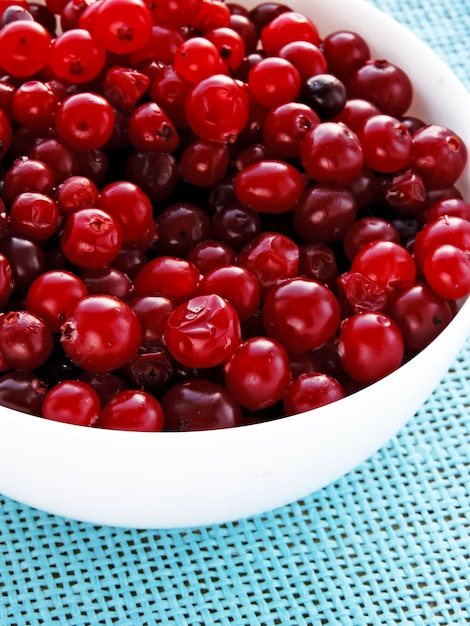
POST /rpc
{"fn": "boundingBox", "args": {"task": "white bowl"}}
[1,0,469,528]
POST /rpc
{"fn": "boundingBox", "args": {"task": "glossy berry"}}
[0,20,51,77]
[55,92,115,151]
[358,114,412,173]
[413,215,470,270]
[160,379,242,431]
[2,157,55,204]
[164,293,241,368]
[260,11,320,55]
[60,208,123,269]
[197,264,261,321]
[42,380,101,427]
[179,139,230,187]
[426,198,470,223]
[301,74,347,120]
[300,121,364,185]
[338,311,404,384]
[411,125,468,189]
[248,57,301,108]
[337,271,387,315]
[322,30,370,82]
[350,240,417,292]
[0,253,13,309]
[48,28,107,84]
[174,36,222,83]
[0,371,48,416]
[348,58,413,117]
[26,270,88,332]
[60,294,142,374]
[99,181,153,243]
[129,295,176,347]
[103,66,150,111]
[90,0,153,54]
[128,101,180,153]
[96,389,164,431]
[263,277,341,352]
[11,81,59,130]
[283,372,345,415]
[298,243,339,290]
[234,159,305,213]
[0,109,12,159]
[55,175,100,217]
[278,41,327,81]
[262,102,320,160]
[422,244,470,300]
[184,74,249,142]
[293,184,357,244]
[224,335,291,411]
[155,202,213,257]
[386,282,453,353]
[237,231,299,296]
[133,256,201,303]
[0,310,53,371]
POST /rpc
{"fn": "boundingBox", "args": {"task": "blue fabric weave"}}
[1,1,469,624]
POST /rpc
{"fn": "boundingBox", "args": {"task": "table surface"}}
[1,1,470,624]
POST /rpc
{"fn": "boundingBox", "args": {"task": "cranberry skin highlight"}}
[60,294,143,374]
[263,277,342,352]
[234,159,305,213]
[160,379,242,431]
[164,293,241,369]
[224,336,292,411]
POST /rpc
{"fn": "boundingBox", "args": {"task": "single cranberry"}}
[298,243,339,290]
[300,121,364,185]
[260,11,320,55]
[197,264,261,321]
[262,277,341,352]
[348,59,413,117]
[0,310,54,371]
[164,293,241,368]
[411,125,468,189]
[26,270,88,332]
[234,159,305,213]
[237,231,299,296]
[187,239,237,274]
[96,389,165,432]
[338,311,404,384]
[80,266,135,301]
[133,256,201,303]
[160,378,242,431]
[386,282,453,353]
[129,295,176,347]
[0,371,48,416]
[212,203,263,252]
[42,380,101,427]
[293,184,357,244]
[60,207,123,269]
[283,372,345,415]
[224,335,291,411]
[60,294,143,374]
[322,30,370,82]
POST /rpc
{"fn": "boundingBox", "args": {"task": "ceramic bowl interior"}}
[0,0,469,528]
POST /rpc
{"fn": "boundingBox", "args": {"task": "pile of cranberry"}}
[0,0,469,431]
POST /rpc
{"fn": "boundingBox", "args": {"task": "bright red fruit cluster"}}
[0,0,468,431]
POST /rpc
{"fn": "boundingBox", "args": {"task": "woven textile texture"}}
[1,0,470,624]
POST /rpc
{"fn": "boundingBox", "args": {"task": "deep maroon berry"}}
[301,74,347,120]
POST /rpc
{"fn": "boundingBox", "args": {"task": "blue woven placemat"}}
[1,1,470,624]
